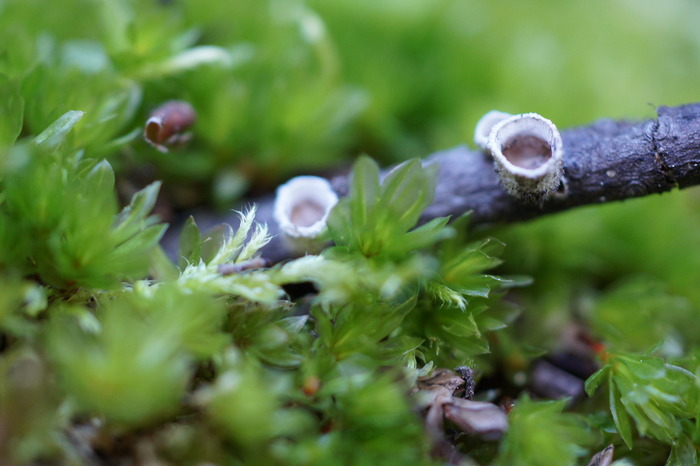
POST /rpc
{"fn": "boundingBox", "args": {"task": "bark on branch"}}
[168,103,700,263]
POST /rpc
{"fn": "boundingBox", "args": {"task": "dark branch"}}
[164,103,700,263]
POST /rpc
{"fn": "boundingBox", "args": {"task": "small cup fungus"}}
[473,110,512,150]
[273,176,338,255]
[483,112,564,201]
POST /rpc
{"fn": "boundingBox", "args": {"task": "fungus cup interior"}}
[145,119,164,144]
[502,133,552,170]
[290,198,327,227]
[495,115,556,171]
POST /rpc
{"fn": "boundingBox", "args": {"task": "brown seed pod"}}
[144,100,196,152]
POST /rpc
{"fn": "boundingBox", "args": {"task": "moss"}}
[1,0,700,463]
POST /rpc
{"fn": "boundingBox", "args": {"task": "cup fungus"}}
[144,100,196,152]
[273,176,338,255]
[485,112,564,201]
[473,110,512,150]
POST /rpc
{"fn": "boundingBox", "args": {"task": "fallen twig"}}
[166,103,700,263]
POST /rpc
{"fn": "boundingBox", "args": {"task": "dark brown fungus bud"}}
[144,100,196,152]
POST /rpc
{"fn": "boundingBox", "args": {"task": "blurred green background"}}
[2,0,700,354]
[4,0,699,190]
[3,1,700,462]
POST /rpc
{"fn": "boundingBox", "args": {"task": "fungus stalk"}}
[273,176,338,255]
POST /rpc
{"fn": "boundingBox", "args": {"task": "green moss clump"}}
[2,0,700,464]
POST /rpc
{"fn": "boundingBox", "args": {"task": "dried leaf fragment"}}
[443,398,509,441]
[417,369,466,395]
[587,444,614,466]
[415,368,508,444]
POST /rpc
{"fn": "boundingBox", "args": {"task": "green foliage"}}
[585,353,698,449]
[317,367,432,465]
[311,297,422,364]
[2,0,700,463]
[0,350,63,463]
[47,301,191,428]
[172,208,288,303]
[0,113,164,290]
[7,145,501,462]
[172,9,365,183]
[0,74,23,149]
[320,157,511,369]
[589,278,692,355]
[327,156,444,258]
[197,349,312,453]
[496,396,596,466]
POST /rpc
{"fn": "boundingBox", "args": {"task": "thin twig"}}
[165,103,700,263]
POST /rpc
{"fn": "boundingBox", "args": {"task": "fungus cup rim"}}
[273,175,338,239]
[487,113,563,180]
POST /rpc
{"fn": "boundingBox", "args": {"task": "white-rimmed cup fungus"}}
[273,176,338,255]
[474,110,512,150]
[485,112,564,201]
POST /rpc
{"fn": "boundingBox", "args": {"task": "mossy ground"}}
[2,1,700,464]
